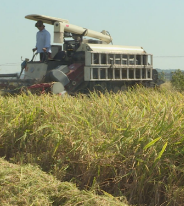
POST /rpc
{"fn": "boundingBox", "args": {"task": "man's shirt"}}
[36,28,51,53]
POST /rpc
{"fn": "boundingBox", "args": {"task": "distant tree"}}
[158,71,166,81]
[171,69,184,91]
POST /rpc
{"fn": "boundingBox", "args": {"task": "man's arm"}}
[33,32,38,52]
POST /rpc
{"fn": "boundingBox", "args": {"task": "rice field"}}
[0,83,184,205]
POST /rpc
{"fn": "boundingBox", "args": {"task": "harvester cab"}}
[0,14,162,95]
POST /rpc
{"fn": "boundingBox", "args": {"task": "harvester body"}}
[0,14,162,95]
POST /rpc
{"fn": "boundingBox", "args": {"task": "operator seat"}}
[51,45,62,57]
[53,51,66,61]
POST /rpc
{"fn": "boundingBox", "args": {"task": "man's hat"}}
[35,20,44,27]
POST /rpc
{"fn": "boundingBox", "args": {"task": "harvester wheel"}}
[121,85,127,91]
[113,86,120,93]
[100,82,108,91]
[89,82,103,92]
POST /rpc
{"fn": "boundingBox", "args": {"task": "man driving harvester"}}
[32,20,51,61]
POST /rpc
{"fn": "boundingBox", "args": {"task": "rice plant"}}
[0,86,184,205]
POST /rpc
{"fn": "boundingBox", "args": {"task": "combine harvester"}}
[0,14,162,95]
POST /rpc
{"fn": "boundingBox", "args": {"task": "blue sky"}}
[0,0,184,73]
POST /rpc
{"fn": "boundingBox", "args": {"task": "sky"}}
[0,0,184,73]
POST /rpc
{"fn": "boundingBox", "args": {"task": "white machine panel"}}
[24,63,47,82]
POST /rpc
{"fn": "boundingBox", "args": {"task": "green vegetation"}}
[158,71,166,82]
[1,85,184,205]
[171,69,184,91]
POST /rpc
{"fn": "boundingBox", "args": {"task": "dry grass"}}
[0,158,128,206]
[160,81,173,90]
[0,86,184,205]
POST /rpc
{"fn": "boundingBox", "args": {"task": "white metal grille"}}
[84,52,153,81]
